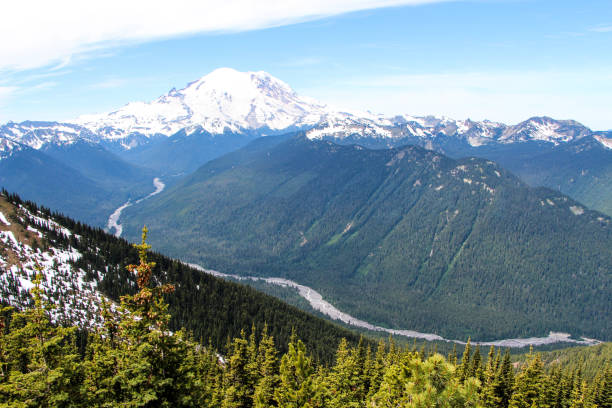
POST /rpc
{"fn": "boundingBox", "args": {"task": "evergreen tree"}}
[509,350,547,408]
[222,333,252,408]
[252,324,279,408]
[368,353,482,407]
[499,349,515,408]
[0,272,84,407]
[82,227,206,407]
[482,346,502,408]
[274,333,315,408]
[324,337,366,408]
[470,345,484,383]
[459,338,472,384]
[367,340,387,400]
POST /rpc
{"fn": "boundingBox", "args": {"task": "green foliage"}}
[0,141,154,226]
[0,239,609,406]
[1,190,610,407]
[516,342,612,382]
[369,353,482,407]
[122,135,612,341]
[0,272,84,407]
[2,191,364,363]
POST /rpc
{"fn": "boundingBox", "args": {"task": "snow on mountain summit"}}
[75,68,332,142]
[499,117,592,145]
[2,68,609,152]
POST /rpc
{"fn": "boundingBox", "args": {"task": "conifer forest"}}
[0,229,609,407]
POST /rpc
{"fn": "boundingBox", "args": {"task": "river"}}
[187,263,601,348]
[106,177,165,237]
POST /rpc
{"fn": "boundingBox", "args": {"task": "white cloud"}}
[0,87,18,100]
[280,57,324,67]
[302,70,612,130]
[590,25,612,33]
[0,87,19,116]
[0,0,451,72]
[88,78,128,90]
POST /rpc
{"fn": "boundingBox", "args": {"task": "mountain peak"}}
[3,68,606,152]
[74,68,330,142]
[185,67,281,92]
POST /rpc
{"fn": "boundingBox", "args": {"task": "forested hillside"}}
[0,139,154,226]
[122,135,612,341]
[0,239,609,407]
[516,342,612,382]
[0,191,365,361]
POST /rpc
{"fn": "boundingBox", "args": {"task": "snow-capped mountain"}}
[499,117,592,144]
[0,121,98,150]
[1,68,611,155]
[307,115,604,148]
[0,137,27,159]
[74,67,338,145]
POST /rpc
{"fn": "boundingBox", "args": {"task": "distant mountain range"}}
[1,68,611,219]
[2,68,610,153]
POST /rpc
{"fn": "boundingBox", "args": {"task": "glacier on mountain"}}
[1,68,611,154]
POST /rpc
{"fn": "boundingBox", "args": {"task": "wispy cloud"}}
[88,78,128,90]
[0,86,19,111]
[590,25,612,33]
[0,86,18,99]
[545,31,585,39]
[0,0,453,72]
[280,57,324,67]
[15,82,58,95]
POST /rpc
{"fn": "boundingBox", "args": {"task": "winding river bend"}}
[107,178,165,237]
[107,180,601,348]
[188,263,601,349]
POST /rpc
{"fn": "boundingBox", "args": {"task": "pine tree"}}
[274,333,315,408]
[324,337,366,408]
[509,350,547,408]
[459,338,473,384]
[368,352,483,407]
[0,271,85,407]
[367,340,387,400]
[222,333,252,408]
[498,349,515,408]
[470,345,484,382]
[482,346,502,408]
[83,227,206,407]
[448,343,458,366]
[253,324,279,408]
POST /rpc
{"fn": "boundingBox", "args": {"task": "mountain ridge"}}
[0,191,367,361]
[120,135,612,341]
[2,68,610,154]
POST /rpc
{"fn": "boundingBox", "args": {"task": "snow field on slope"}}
[0,206,108,328]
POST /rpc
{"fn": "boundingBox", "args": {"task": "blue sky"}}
[1,0,611,129]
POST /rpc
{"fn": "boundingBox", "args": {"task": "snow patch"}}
[594,135,612,149]
[0,205,110,328]
[0,211,10,226]
[569,206,584,215]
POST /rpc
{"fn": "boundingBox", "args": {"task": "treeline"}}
[516,342,612,382]
[0,190,366,362]
[0,237,610,407]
